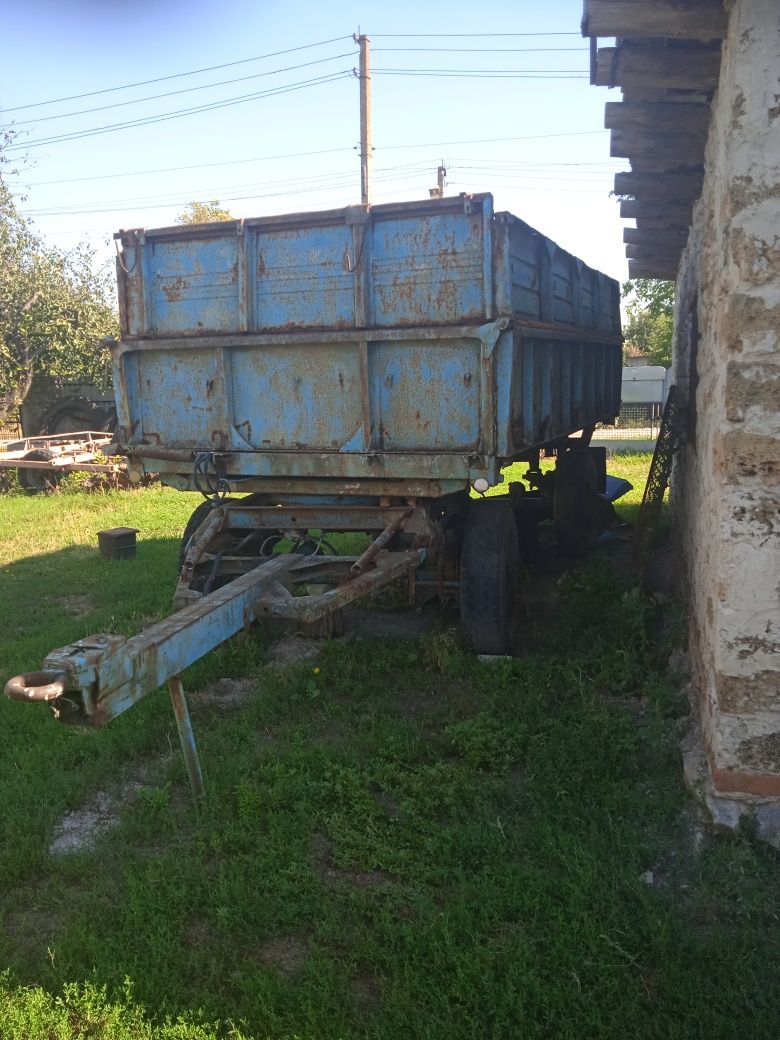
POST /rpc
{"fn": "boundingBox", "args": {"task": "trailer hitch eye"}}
[5,671,67,703]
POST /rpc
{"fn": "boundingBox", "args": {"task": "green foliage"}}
[177,201,233,224]
[2,466,780,1038]
[0,156,118,422]
[622,278,675,368]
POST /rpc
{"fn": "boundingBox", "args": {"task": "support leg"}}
[167,676,205,800]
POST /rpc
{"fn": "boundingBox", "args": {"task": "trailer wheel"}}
[18,449,60,493]
[179,500,278,569]
[553,449,598,556]
[459,499,519,655]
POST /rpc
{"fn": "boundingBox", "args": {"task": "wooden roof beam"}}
[595,43,721,91]
[625,245,684,264]
[620,199,694,227]
[626,215,684,231]
[605,100,711,136]
[582,0,727,41]
[628,157,703,174]
[611,129,706,163]
[623,228,689,247]
[615,170,703,200]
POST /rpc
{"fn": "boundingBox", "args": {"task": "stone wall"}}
[672,0,780,797]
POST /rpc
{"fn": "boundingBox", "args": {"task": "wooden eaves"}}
[581,0,728,279]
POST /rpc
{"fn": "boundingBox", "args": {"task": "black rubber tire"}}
[18,449,60,493]
[459,499,520,655]
[553,449,598,556]
[38,396,109,436]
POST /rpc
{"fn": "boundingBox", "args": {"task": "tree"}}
[177,200,233,224]
[0,177,119,424]
[621,279,675,368]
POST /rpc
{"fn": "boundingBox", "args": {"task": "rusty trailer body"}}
[7,194,625,796]
[113,193,621,496]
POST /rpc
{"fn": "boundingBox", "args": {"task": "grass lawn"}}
[0,456,778,1039]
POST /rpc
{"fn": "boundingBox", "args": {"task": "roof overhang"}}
[581,0,728,279]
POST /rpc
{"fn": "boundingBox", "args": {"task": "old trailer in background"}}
[7,193,623,793]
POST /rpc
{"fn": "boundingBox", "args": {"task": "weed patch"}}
[1,468,779,1038]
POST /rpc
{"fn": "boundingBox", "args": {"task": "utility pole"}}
[429,161,447,199]
[355,33,372,206]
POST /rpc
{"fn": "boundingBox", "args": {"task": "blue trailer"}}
[7,193,623,793]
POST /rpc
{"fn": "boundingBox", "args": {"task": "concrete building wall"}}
[673,0,780,797]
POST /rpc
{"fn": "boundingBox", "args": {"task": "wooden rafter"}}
[583,0,727,41]
[595,43,721,90]
[604,100,711,135]
[620,200,694,227]
[610,129,706,163]
[583,0,728,277]
[615,170,704,200]
[623,228,689,247]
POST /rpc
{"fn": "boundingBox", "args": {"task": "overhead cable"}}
[2,35,355,113]
[7,72,352,151]
[8,53,356,127]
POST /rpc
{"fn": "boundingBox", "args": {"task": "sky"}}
[1,0,626,290]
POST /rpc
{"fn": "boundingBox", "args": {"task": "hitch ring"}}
[5,671,67,703]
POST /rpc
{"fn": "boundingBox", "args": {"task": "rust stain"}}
[160,276,190,303]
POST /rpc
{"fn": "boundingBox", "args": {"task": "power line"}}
[8,128,609,182]
[2,35,355,113]
[373,47,586,52]
[21,167,437,218]
[7,72,352,151]
[374,69,588,78]
[21,159,619,218]
[9,52,356,127]
[382,130,605,150]
[370,32,581,37]
[15,147,357,188]
[24,160,437,213]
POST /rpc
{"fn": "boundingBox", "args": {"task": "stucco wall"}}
[673,0,780,797]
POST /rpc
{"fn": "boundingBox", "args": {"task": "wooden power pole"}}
[355,33,372,206]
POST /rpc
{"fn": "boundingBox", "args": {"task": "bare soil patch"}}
[53,594,95,617]
[184,919,219,950]
[354,970,382,1012]
[265,636,323,666]
[254,934,312,978]
[4,907,61,952]
[189,677,259,711]
[49,760,169,857]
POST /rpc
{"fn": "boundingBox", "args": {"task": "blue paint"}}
[114,194,623,491]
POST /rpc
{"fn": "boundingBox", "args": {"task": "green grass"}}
[0,463,779,1040]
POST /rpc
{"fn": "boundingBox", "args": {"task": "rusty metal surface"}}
[349,509,411,575]
[9,550,424,727]
[112,194,622,497]
[254,550,425,624]
[116,196,496,338]
[224,502,411,532]
[5,671,67,703]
